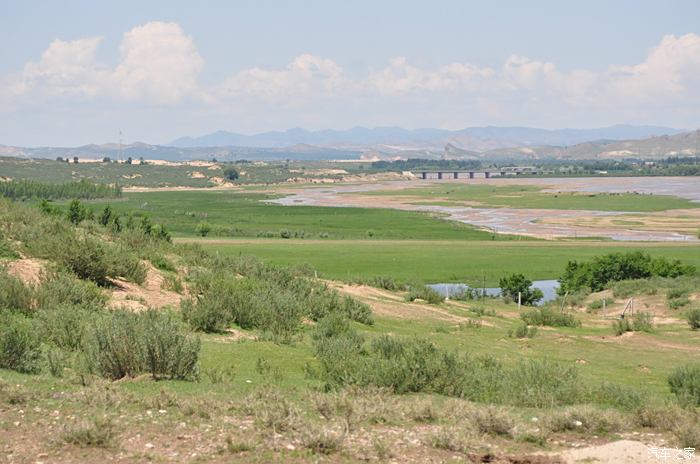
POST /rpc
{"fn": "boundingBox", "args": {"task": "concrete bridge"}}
[415,167,539,180]
[416,171,494,180]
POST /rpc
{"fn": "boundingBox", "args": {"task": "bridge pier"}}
[437,172,443,180]
[421,172,427,180]
[469,172,474,179]
[453,172,458,179]
[485,172,490,179]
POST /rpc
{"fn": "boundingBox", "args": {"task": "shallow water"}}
[269,177,700,242]
[428,279,560,305]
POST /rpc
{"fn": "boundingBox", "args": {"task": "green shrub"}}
[139,310,200,380]
[668,364,700,406]
[499,273,543,306]
[311,324,584,406]
[0,233,18,258]
[62,417,118,448]
[58,237,110,285]
[84,310,200,380]
[687,308,700,330]
[104,243,147,284]
[195,221,212,237]
[669,298,691,310]
[612,312,654,335]
[38,304,92,351]
[369,275,402,291]
[35,271,106,309]
[0,179,120,201]
[405,285,444,305]
[508,322,537,339]
[0,270,33,313]
[587,297,614,312]
[520,307,581,327]
[0,312,41,373]
[559,252,695,294]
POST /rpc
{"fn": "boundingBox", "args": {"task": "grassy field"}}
[197,239,700,284]
[0,157,381,187]
[363,183,700,212]
[81,191,518,240]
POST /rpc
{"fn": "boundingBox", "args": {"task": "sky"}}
[1,0,700,146]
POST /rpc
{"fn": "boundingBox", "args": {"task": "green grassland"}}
[200,239,700,285]
[0,157,379,187]
[81,191,517,240]
[363,183,700,212]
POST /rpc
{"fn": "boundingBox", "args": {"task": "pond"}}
[427,279,560,305]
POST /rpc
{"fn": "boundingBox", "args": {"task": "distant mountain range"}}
[1,125,698,162]
[170,125,685,151]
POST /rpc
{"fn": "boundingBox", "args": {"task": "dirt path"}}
[556,439,698,463]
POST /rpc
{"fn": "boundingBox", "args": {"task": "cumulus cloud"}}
[112,22,203,103]
[219,54,345,100]
[3,21,203,104]
[8,37,105,98]
[2,26,700,134]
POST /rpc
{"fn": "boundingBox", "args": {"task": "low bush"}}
[520,307,581,328]
[612,312,654,335]
[669,298,691,310]
[311,319,584,406]
[35,271,107,309]
[508,322,537,339]
[0,270,33,313]
[668,364,700,406]
[687,308,700,330]
[405,285,444,305]
[0,233,17,258]
[587,297,614,312]
[84,310,200,380]
[62,417,118,448]
[183,266,373,338]
[38,304,92,351]
[559,251,695,294]
[52,237,110,285]
[543,406,625,434]
[0,312,41,373]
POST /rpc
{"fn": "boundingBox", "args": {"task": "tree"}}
[139,157,145,165]
[195,221,212,237]
[499,273,543,306]
[110,215,122,233]
[223,167,239,181]
[139,215,153,235]
[126,157,133,165]
[102,157,111,163]
[73,156,79,164]
[99,205,113,226]
[67,199,87,224]
[55,157,64,162]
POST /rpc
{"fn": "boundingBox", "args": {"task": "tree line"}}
[0,179,121,200]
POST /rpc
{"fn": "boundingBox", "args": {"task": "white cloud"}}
[9,37,104,98]
[367,57,494,95]
[219,54,345,100]
[2,27,700,139]
[3,21,203,105]
[112,21,204,104]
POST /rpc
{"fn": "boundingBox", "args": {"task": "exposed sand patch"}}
[108,262,182,311]
[189,171,206,178]
[556,439,683,464]
[4,258,45,285]
[333,282,475,323]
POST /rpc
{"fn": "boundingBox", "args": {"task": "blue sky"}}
[1,0,699,146]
